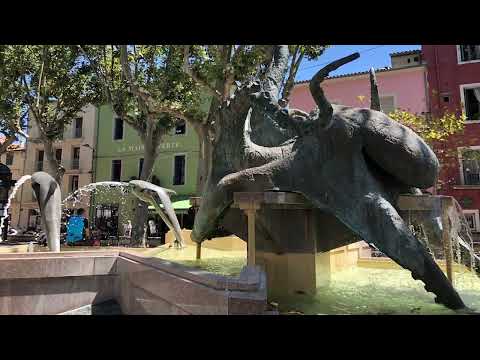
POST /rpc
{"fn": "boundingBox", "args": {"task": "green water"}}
[152,246,480,315]
[274,267,480,315]
[149,245,247,276]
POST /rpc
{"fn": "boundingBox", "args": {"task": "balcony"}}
[73,128,83,139]
[61,159,81,171]
[464,172,480,186]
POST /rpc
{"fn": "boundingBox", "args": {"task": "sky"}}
[295,45,422,82]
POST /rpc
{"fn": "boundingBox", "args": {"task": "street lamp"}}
[82,144,96,226]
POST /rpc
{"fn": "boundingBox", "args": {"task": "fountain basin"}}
[0,250,268,315]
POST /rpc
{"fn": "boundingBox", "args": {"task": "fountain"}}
[1,171,66,252]
[62,181,130,206]
[188,48,476,312]
[1,46,480,315]
[128,180,185,248]
[0,174,31,242]
[29,172,62,252]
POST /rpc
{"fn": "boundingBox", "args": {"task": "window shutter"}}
[380,96,395,114]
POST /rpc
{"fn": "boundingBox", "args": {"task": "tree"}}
[80,45,204,245]
[82,45,326,245]
[181,45,327,193]
[0,45,29,154]
[364,70,470,193]
[387,108,471,192]
[3,45,100,181]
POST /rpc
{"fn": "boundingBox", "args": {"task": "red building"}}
[422,45,480,239]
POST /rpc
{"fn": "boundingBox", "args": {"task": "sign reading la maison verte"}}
[116,143,180,153]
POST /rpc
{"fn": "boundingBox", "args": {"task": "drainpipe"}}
[89,106,100,226]
[434,46,442,116]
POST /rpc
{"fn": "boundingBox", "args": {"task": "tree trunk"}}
[130,124,160,247]
[194,123,212,195]
[41,134,64,184]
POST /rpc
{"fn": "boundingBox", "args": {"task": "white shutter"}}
[380,96,395,114]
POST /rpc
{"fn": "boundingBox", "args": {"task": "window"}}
[463,210,480,232]
[5,153,13,166]
[36,150,44,171]
[113,117,124,140]
[407,58,411,63]
[173,155,185,185]
[459,45,480,62]
[55,148,62,162]
[380,96,395,115]
[138,158,144,178]
[461,149,480,185]
[462,86,480,121]
[413,56,419,62]
[111,160,122,181]
[175,120,186,135]
[443,96,450,103]
[70,175,79,193]
[74,117,83,138]
[72,147,80,170]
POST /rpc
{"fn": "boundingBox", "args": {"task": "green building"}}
[91,104,200,238]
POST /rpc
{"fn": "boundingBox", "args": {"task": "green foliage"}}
[388,109,466,145]
[2,45,101,141]
[0,45,27,139]
[289,45,329,60]
[388,108,472,190]
[84,45,205,137]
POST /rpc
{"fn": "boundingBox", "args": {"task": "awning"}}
[148,198,192,214]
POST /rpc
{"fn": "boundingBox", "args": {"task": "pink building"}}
[290,50,428,115]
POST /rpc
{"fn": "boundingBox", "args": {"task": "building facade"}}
[17,104,97,230]
[0,140,26,230]
[92,104,200,237]
[291,47,480,240]
[422,45,480,237]
[290,50,427,115]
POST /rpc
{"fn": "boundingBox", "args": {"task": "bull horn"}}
[370,68,382,111]
[310,52,360,125]
[243,107,294,167]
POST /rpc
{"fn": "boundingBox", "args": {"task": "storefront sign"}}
[117,142,180,153]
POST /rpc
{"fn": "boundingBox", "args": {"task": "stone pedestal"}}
[233,192,331,298]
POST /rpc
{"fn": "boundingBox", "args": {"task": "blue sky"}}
[295,45,421,82]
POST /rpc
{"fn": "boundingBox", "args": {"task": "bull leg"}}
[334,193,465,310]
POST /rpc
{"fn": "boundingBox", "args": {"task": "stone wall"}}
[0,250,268,315]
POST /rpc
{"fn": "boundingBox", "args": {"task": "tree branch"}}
[281,46,304,102]
[0,135,16,154]
[263,45,290,101]
[78,45,113,105]
[182,45,222,101]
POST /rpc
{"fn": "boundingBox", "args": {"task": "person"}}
[66,208,90,246]
[124,220,132,237]
[148,219,157,236]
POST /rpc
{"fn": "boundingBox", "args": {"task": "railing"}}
[72,159,80,170]
[60,159,80,171]
[73,128,82,138]
[464,172,480,186]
